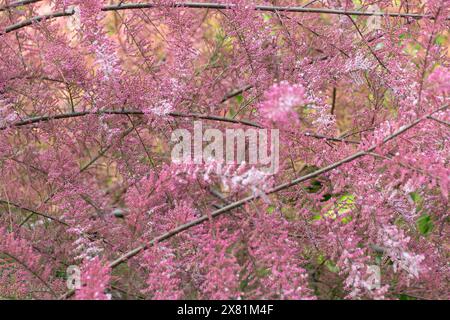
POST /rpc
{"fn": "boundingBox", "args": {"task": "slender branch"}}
[1,9,75,35]
[347,15,389,72]
[102,3,445,20]
[171,112,262,128]
[3,3,448,35]
[1,252,57,298]
[0,0,42,12]
[59,104,447,299]
[0,109,262,130]
[32,126,134,218]
[427,116,450,128]
[0,199,68,226]
[416,8,441,111]
[4,197,125,253]
[1,109,363,144]
[304,132,359,144]
[220,84,253,104]
[366,152,442,181]
[380,105,447,144]
[331,87,337,115]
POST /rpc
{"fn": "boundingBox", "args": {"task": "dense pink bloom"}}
[428,66,450,94]
[75,257,111,300]
[258,81,306,126]
[0,0,449,300]
[0,228,55,298]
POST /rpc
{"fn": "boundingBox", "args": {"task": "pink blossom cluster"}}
[258,81,306,126]
[74,257,111,300]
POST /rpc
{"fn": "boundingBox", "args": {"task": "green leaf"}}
[326,194,356,219]
[320,193,332,202]
[305,180,322,193]
[227,106,236,117]
[435,34,446,46]
[256,267,271,277]
[409,192,422,204]
[416,214,433,235]
[266,205,275,214]
[341,216,353,224]
[262,13,271,22]
[239,279,249,291]
[55,270,66,279]
[325,260,339,273]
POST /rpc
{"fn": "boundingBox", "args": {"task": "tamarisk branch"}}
[59,104,448,299]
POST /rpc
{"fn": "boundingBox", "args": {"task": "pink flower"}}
[258,81,305,126]
[75,257,111,300]
[428,66,450,94]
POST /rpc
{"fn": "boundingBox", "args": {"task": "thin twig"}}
[331,87,337,115]
[427,116,450,127]
[102,3,446,20]
[0,199,69,226]
[0,0,42,12]
[0,109,262,130]
[219,84,253,104]
[1,109,363,144]
[304,132,359,144]
[1,9,75,35]
[347,15,389,72]
[3,3,448,35]
[1,252,57,298]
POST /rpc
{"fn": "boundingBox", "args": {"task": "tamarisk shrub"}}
[0,0,449,300]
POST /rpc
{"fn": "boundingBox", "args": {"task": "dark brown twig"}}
[0,0,42,12]
[3,3,448,36]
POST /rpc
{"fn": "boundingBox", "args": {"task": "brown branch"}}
[304,132,359,144]
[30,126,134,217]
[220,84,253,104]
[3,3,448,35]
[1,109,363,144]
[0,199,68,226]
[0,198,121,253]
[1,9,75,35]
[102,3,445,20]
[427,116,450,127]
[1,251,57,298]
[0,109,262,130]
[171,112,262,128]
[59,104,448,299]
[417,8,442,111]
[331,87,337,115]
[0,0,42,12]
[366,152,442,181]
[347,15,389,72]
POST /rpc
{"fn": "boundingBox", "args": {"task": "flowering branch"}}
[2,0,448,300]
[427,116,450,127]
[59,104,448,299]
[0,199,68,226]
[2,2,449,35]
[1,109,363,144]
[1,9,75,35]
[0,109,262,129]
[103,2,448,19]
[1,252,57,297]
